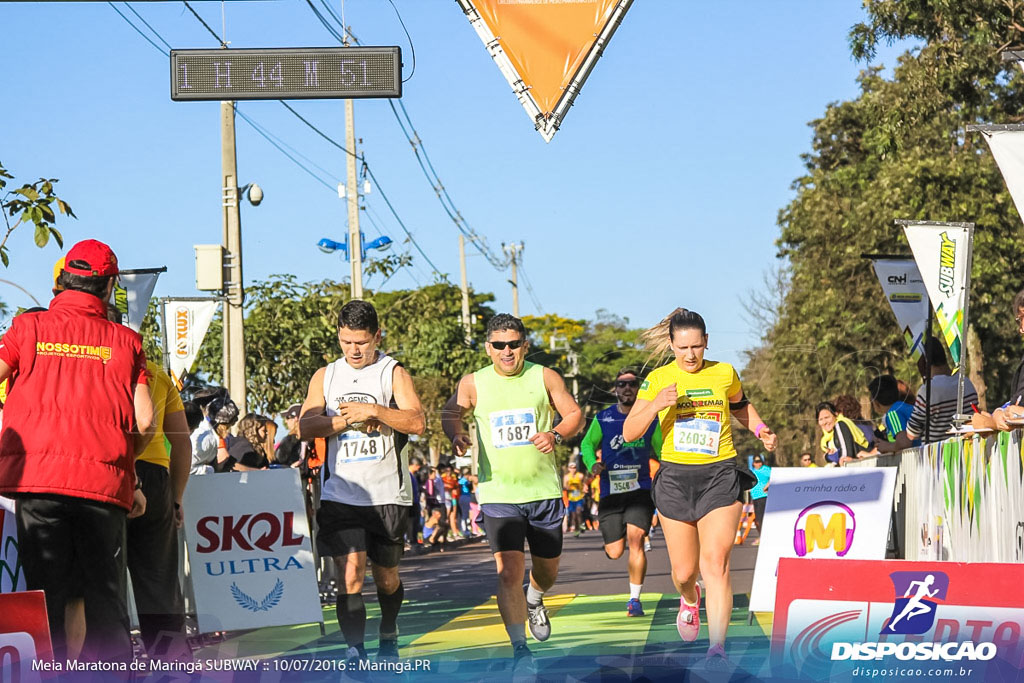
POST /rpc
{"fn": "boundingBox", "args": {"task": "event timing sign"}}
[170,47,402,101]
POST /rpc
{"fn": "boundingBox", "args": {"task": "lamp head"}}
[246,183,263,206]
[317,238,338,254]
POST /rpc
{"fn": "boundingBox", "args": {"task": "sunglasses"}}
[615,379,639,388]
[489,339,525,350]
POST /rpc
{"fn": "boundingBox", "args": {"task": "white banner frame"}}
[749,466,897,613]
[0,495,25,594]
[159,297,222,382]
[182,469,323,634]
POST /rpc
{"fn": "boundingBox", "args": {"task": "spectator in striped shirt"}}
[898,338,979,446]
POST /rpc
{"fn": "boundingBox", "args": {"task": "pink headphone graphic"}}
[793,500,856,557]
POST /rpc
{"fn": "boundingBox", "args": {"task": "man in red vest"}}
[0,239,155,662]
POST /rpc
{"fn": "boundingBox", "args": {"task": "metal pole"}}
[344,101,362,298]
[459,234,471,344]
[957,224,977,419]
[221,100,247,412]
[924,300,932,441]
[160,299,171,374]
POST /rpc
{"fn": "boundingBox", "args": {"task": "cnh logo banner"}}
[793,501,856,557]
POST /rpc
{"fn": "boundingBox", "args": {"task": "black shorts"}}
[480,499,563,559]
[598,489,655,545]
[652,459,756,523]
[316,500,410,568]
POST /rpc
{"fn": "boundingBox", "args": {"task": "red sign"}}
[0,591,52,680]
[772,558,1024,679]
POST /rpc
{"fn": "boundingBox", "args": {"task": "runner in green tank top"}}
[442,314,582,671]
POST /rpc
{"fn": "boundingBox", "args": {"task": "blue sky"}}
[2,1,908,369]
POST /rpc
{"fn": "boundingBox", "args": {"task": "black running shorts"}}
[651,459,756,523]
[316,500,410,568]
[480,499,564,559]
[598,488,655,545]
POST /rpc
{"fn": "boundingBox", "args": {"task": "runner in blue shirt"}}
[580,367,662,617]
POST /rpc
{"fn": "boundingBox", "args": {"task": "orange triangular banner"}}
[459,0,632,141]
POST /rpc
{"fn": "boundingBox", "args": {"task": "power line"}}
[182,1,226,47]
[233,108,337,192]
[125,3,173,51]
[385,0,416,82]
[517,262,545,314]
[108,3,168,56]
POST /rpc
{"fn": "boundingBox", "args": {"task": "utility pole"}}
[459,234,472,343]
[503,241,523,317]
[221,100,246,412]
[344,32,363,300]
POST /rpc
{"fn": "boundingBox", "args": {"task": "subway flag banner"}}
[902,223,972,366]
[872,259,930,359]
[772,558,1024,681]
[183,469,322,634]
[457,0,633,141]
[749,467,897,613]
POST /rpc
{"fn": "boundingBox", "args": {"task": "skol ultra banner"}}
[183,469,322,633]
[162,299,219,383]
[772,558,1024,681]
[902,223,973,366]
[0,496,25,594]
[749,467,897,613]
[457,0,633,141]
[872,259,930,359]
[111,268,163,332]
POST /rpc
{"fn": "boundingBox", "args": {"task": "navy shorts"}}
[480,499,564,558]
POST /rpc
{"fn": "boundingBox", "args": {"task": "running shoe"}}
[644,537,653,552]
[512,642,536,676]
[574,530,581,538]
[527,600,551,641]
[626,598,644,617]
[676,584,701,642]
[705,643,729,672]
[376,638,399,662]
[345,645,369,672]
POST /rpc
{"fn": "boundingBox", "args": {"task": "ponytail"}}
[640,307,707,360]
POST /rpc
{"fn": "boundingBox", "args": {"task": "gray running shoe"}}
[526,601,551,642]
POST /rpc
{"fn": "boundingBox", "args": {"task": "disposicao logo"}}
[884,571,948,635]
[831,571,997,663]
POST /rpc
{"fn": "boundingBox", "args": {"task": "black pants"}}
[407,502,422,545]
[127,460,185,655]
[753,496,767,533]
[15,494,132,662]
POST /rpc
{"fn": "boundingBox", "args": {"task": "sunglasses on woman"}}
[489,339,525,350]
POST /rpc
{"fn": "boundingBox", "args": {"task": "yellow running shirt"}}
[637,360,742,465]
[566,472,585,501]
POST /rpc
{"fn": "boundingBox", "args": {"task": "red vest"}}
[0,291,147,510]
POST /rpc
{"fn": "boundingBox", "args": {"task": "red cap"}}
[63,239,119,277]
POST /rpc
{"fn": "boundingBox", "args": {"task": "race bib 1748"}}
[335,431,386,466]
[673,417,721,456]
[489,409,536,449]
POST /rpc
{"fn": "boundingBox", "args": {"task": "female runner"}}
[623,308,777,667]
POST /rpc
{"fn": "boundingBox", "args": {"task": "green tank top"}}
[472,361,559,504]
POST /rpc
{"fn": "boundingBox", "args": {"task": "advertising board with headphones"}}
[749,466,897,612]
[771,558,1024,681]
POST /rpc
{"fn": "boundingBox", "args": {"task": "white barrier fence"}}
[846,430,1024,562]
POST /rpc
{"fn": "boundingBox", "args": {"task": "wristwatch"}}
[549,430,563,445]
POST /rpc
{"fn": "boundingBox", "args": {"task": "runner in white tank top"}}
[298,300,425,666]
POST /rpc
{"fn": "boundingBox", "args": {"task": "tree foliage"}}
[0,162,74,267]
[742,0,1024,461]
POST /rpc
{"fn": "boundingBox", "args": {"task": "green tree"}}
[743,0,1024,461]
[0,162,74,266]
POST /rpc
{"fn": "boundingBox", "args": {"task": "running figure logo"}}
[883,571,949,635]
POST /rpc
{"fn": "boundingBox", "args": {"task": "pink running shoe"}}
[705,643,729,671]
[676,584,701,642]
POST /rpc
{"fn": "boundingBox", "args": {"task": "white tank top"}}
[321,353,411,506]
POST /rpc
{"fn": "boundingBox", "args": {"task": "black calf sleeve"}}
[336,592,366,648]
[377,582,405,638]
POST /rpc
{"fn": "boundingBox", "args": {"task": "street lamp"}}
[316,233,393,261]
